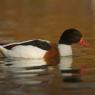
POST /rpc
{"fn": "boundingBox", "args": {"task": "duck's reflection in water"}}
[0,57,61,95]
[59,56,82,82]
[1,56,82,86]
[2,58,59,85]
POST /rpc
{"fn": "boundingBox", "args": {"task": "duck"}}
[0,28,87,60]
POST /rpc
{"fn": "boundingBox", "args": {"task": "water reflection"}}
[0,58,58,95]
[1,56,83,85]
[0,55,95,95]
[1,58,56,85]
[59,56,82,82]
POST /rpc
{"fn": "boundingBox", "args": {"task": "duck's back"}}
[3,40,52,58]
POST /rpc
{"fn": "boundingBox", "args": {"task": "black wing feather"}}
[4,40,51,50]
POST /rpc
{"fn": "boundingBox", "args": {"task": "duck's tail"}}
[0,46,8,57]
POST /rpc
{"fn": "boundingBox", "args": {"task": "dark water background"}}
[0,0,95,95]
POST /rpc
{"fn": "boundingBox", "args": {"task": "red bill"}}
[79,38,89,47]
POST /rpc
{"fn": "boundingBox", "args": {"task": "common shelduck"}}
[0,28,87,59]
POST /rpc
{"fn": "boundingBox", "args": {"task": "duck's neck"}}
[58,44,72,56]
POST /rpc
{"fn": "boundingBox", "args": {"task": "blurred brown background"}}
[0,0,94,42]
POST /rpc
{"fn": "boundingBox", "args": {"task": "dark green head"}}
[59,28,82,45]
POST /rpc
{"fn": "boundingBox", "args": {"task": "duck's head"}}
[59,28,87,46]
